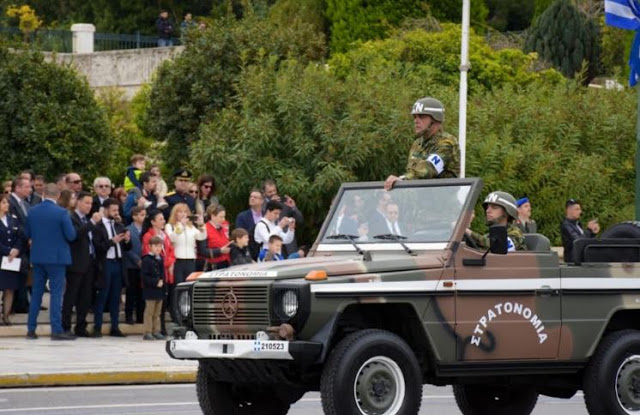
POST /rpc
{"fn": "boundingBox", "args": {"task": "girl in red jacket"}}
[204,204,231,270]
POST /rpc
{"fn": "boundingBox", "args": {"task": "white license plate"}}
[253,341,288,352]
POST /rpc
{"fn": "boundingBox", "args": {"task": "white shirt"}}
[254,218,294,250]
[102,217,122,259]
[166,223,207,259]
[385,219,402,235]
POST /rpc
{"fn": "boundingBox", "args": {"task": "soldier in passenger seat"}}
[465,191,526,252]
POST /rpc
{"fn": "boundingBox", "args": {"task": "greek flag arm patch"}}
[426,154,445,175]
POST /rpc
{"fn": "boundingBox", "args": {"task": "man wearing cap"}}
[164,169,196,219]
[465,191,526,252]
[384,97,460,191]
[515,197,537,234]
[561,199,599,262]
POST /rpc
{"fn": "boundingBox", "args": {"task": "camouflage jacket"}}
[467,223,527,252]
[404,130,460,179]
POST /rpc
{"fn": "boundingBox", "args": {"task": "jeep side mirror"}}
[489,225,508,255]
[463,225,508,267]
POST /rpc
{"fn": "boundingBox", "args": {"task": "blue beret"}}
[516,197,529,208]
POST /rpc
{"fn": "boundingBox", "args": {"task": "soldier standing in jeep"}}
[384,97,460,191]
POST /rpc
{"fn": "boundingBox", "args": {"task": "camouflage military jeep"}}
[167,178,640,415]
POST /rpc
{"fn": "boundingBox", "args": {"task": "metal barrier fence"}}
[0,26,180,52]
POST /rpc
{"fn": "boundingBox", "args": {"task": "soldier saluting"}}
[466,191,526,252]
[384,97,460,191]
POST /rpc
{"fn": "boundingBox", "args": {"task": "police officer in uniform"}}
[385,97,461,191]
[164,169,196,219]
[465,191,526,252]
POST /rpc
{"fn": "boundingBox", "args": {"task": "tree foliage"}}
[329,24,563,92]
[427,0,489,28]
[325,0,429,53]
[525,0,600,82]
[0,44,112,180]
[144,10,326,168]
[96,87,155,186]
[485,0,535,31]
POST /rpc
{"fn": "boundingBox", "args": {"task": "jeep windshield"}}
[316,179,478,252]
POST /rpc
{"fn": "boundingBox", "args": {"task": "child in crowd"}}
[258,235,284,262]
[230,228,253,266]
[141,236,165,340]
[124,154,146,192]
[150,165,168,199]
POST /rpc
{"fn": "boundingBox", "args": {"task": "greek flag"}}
[605,0,640,86]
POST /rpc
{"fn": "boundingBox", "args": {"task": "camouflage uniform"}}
[467,223,527,252]
[404,130,460,179]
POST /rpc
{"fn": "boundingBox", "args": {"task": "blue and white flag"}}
[605,0,640,86]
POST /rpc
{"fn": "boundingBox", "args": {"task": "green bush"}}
[525,0,600,82]
[467,82,636,244]
[268,0,327,35]
[427,0,489,28]
[328,24,563,92]
[144,11,326,168]
[96,87,155,186]
[325,0,429,53]
[485,0,535,31]
[0,44,112,180]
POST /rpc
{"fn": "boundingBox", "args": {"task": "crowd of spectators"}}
[0,155,305,341]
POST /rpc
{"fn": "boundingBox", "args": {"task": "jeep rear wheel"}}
[320,329,422,415]
[584,330,640,415]
[196,363,290,415]
[453,384,538,415]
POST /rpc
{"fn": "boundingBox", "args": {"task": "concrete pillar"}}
[71,24,95,54]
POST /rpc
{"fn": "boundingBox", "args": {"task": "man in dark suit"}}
[25,184,77,340]
[9,176,31,314]
[62,191,101,337]
[92,198,131,337]
[20,171,41,206]
[561,199,600,262]
[90,177,112,215]
[236,189,264,260]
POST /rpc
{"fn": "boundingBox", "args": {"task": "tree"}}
[0,43,112,180]
[325,0,429,53]
[525,0,600,82]
[427,0,489,28]
[485,0,535,31]
[143,9,326,168]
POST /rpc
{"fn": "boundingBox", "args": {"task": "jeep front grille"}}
[192,285,270,327]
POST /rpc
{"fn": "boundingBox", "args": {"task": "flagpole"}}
[636,85,640,220]
[459,0,470,178]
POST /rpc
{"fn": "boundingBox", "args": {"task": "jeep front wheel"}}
[196,363,290,415]
[320,329,422,415]
[453,384,538,415]
[584,330,640,415]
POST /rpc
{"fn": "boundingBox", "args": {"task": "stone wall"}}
[43,46,184,99]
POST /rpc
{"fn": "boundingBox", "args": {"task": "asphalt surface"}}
[0,384,589,414]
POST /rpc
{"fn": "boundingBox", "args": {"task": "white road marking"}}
[0,384,195,393]
[0,402,198,413]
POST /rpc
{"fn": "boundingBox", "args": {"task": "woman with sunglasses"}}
[194,175,218,217]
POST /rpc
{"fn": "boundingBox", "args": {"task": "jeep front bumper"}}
[166,339,323,365]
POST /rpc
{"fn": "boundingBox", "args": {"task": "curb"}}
[0,369,196,388]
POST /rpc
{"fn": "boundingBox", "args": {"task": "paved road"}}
[0,384,589,414]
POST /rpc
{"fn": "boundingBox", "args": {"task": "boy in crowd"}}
[124,155,146,192]
[230,228,253,266]
[258,235,284,262]
[141,236,165,340]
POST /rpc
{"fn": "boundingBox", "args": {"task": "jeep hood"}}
[199,253,447,281]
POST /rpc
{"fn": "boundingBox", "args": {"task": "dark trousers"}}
[94,260,122,331]
[12,274,29,313]
[160,285,170,335]
[170,259,195,322]
[62,264,95,333]
[125,268,144,323]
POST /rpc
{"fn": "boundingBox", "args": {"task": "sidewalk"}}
[0,336,197,387]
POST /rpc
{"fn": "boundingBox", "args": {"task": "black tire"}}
[320,329,422,415]
[601,222,640,239]
[453,384,538,415]
[583,330,640,415]
[196,363,290,415]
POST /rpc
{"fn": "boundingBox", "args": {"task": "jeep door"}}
[453,246,562,361]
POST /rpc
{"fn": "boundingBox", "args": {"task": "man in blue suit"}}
[25,183,77,340]
[235,189,264,260]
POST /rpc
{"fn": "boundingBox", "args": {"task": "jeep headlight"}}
[178,290,191,318]
[282,290,299,318]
